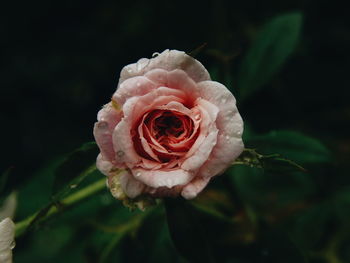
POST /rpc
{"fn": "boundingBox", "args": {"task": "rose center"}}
[153,112,184,138]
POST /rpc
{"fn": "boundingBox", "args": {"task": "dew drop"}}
[237,131,242,136]
[126,68,133,73]
[225,135,230,140]
[194,114,200,120]
[70,184,77,189]
[152,52,160,57]
[136,172,141,177]
[221,98,227,103]
[117,150,124,157]
[97,121,108,129]
[136,82,141,87]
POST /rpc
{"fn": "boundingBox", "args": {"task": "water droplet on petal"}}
[237,131,242,136]
[221,97,227,103]
[117,150,124,157]
[10,240,16,249]
[194,114,200,120]
[97,121,108,129]
[226,135,230,140]
[152,52,160,57]
[136,82,141,87]
[136,172,141,177]
[126,68,133,73]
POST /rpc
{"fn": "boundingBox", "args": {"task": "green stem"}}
[15,178,106,237]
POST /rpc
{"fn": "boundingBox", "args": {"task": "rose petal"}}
[180,128,218,171]
[196,81,244,178]
[119,50,210,84]
[184,99,219,159]
[145,69,200,106]
[119,170,146,199]
[112,76,157,105]
[181,177,211,199]
[96,154,114,175]
[131,87,187,121]
[131,168,194,188]
[94,103,122,162]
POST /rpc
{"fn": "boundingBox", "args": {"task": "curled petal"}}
[119,50,210,84]
[196,81,244,177]
[94,103,122,162]
[112,76,157,105]
[181,177,211,199]
[119,171,146,199]
[131,168,194,188]
[96,154,114,176]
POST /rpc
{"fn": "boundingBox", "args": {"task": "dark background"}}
[1,0,349,196]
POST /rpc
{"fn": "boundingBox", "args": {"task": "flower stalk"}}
[15,177,106,237]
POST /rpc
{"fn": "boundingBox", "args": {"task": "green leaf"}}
[289,203,332,250]
[247,130,331,164]
[135,206,186,263]
[164,198,216,263]
[228,165,314,209]
[238,12,303,102]
[256,225,307,263]
[334,187,350,224]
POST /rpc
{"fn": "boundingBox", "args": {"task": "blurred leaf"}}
[228,165,314,210]
[238,12,303,102]
[52,141,99,199]
[247,130,331,164]
[334,187,350,224]
[133,206,186,263]
[289,203,332,250]
[164,198,216,263]
[233,148,306,173]
[255,225,307,263]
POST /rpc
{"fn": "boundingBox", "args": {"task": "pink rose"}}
[93,50,244,200]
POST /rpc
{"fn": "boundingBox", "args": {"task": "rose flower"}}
[94,50,243,202]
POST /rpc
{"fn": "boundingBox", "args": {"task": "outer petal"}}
[93,103,122,162]
[196,81,244,178]
[181,177,211,199]
[112,76,157,105]
[119,50,210,84]
[96,154,114,176]
[113,110,142,167]
[119,171,146,199]
[131,168,194,188]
